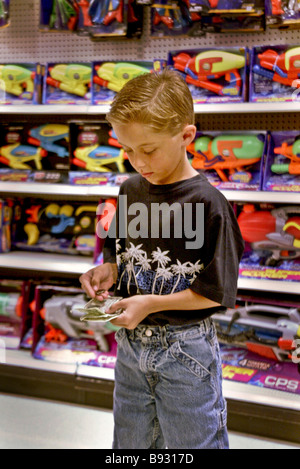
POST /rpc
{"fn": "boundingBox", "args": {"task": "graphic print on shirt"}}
[116,240,204,295]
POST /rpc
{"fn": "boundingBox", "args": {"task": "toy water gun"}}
[271,139,300,175]
[94,62,150,92]
[0,292,23,319]
[42,294,116,351]
[187,134,264,182]
[28,124,69,158]
[24,203,97,246]
[0,144,47,170]
[172,50,245,96]
[253,47,300,89]
[214,303,300,363]
[238,204,300,265]
[46,64,92,97]
[73,145,126,173]
[0,65,35,99]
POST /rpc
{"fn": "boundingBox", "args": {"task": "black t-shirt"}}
[103,173,244,326]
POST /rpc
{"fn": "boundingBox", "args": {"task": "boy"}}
[79,69,244,449]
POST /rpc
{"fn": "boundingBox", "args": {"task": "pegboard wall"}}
[1,0,300,131]
[2,0,300,63]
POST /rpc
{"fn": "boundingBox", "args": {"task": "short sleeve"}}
[190,211,244,309]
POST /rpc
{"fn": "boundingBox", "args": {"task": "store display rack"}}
[1,0,300,446]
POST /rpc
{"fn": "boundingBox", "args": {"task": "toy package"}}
[188,131,266,190]
[13,198,98,256]
[0,63,41,105]
[265,0,300,29]
[40,0,144,39]
[150,0,203,37]
[168,47,248,104]
[0,123,70,182]
[221,345,300,394]
[0,0,10,28]
[43,62,92,104]
[214,295,300,364]
[69,121,133,175]
[92,60,156,105]
[32,285,118,367]
[237,202,300,282]
[191,0,264,12]
[0,198,12,253]
[250,45,300,103]
[0,280,33,350]
[263,131,300,193]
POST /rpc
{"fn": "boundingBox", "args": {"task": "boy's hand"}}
[79,263,117,301]
[108,295,153,330]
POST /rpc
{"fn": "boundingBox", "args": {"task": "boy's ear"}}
[182,125,197,147]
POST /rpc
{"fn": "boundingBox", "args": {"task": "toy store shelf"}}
[1,102,300,116]
[237,278,300,295]
[1,181,300,204]
[0,182,119,199]
[0,251,94,275]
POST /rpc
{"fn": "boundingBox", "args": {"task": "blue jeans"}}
[113,318,229,449]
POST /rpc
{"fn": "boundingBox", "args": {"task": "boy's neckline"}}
[140,173,203,194]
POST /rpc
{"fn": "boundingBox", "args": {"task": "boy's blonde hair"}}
[106,68,195,136]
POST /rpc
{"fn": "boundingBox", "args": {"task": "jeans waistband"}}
[126,317,213,346]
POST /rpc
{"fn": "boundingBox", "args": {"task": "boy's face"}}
[112,122,196,185]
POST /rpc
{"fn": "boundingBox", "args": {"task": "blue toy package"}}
[0,123,70,174]
[194,0,264,11]
[168,47,248,104]
[13,198,98,256]
[69,121,135,174]
[92,60,156,105]
[43,62,92,104]
[250,45,300,103]
[263,131,300,193]
[0,63,41,105]
[188,131,266,190]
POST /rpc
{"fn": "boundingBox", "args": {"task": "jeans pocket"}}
[170,339,213,380]
[114,327,126,344]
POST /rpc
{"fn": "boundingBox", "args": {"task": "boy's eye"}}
[143,149,156,155]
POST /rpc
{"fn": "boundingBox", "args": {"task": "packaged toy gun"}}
[253,47,300,89]
[88,0,124,25]
[214,303,300,364]
[172,50,245,96]
[94,62,150,92]
[187,134,264,182]
[0,144,47,170]
[28,124,69,158]
[23,203,97,247]
[0,65,35,99]
[238,204,300,265]
[42,294,116,352]
[0,292,23,320]
[271,139,300,175]
[73,145,126,173]
[46,64,92,97]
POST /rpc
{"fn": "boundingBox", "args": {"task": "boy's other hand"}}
[79,263,117,300]
[107,295,154,330]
